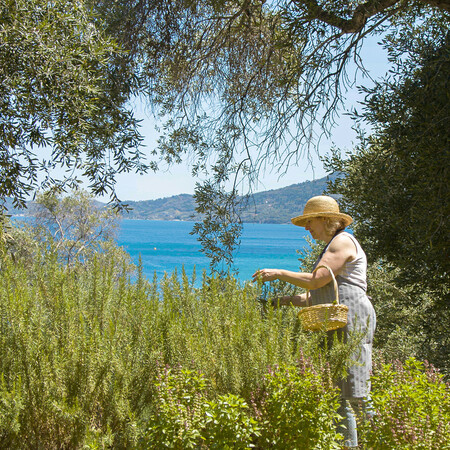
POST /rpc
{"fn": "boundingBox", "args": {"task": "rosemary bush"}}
[0,244,337,447]
[5,238,439,448]
[0,246,156,448]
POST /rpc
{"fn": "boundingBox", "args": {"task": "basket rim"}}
[297,303,348,314]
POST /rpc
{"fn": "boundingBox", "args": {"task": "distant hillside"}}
[4,174,337,224]
[122,174,337,224]
[123,194,199,221]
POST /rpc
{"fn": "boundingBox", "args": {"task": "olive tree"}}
[325,24,449,293]
[0,0,147,209]
[30,189,123,266]
[2,0,449,271]
[138,0,449,188]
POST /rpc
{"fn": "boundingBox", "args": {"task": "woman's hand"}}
[273,294,309,307]
[252,269,280,283]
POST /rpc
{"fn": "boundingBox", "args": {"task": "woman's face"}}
[304,217,328,241]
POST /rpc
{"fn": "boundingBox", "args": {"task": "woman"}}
[252,195,376,449]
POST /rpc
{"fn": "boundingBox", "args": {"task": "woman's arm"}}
[252,268,330,289]
[272,293,309,307]
[252,233,357,289]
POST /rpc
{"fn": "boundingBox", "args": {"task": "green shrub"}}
[141,367,208,449]
[252,362,342,449]
[0,250,145,448]
[0,375,24,447]
[359,357,450,449]
[203,394,260,449]
[140,367,259,449]
[154,270,305,398]
[1,231,409,448]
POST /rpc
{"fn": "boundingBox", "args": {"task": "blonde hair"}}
[324,217,347,236]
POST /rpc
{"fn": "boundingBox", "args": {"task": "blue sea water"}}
[117,220,311,282]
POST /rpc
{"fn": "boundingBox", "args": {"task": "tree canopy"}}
[123,0,448,268]
[135,0,449,190]
[324,25,449,372]
[0,0,146,209]
[2,0,449,202]
[326,26,449,293]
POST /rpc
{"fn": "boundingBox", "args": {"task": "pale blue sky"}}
[110,35,390,202]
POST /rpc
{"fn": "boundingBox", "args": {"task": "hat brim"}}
[291,212,353,227]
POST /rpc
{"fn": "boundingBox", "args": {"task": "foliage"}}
[0,251,142,447]
[0,0,146,208]
[155,271,302,396]
[2,190,131,275]
[359,358,450,449]
[325,21,449,294]
[141,366,260,449]
[0,234,361,447]
[324,20,449,375]
[366,262,450,377]
[191,181,243,273]
[202,394,260,449]
[0,242,270,446]
[297,235,327,272]
[141,367,209,448]
[143,0,448,188]
[83,0,448,269]
[257,278,301,307]
[1,236,449,447]
[2,0,449,273]
[252,362,342,449]
[30,189,121,265]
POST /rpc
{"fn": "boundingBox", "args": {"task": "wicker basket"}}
[297,265,348,331]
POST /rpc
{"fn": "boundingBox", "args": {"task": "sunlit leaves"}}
[0,0,146,209]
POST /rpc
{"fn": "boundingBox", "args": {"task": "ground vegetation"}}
[0,236,448,447]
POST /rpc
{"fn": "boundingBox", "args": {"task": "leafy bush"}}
[141,367,209,448]
[252,361,342,449]
[367,262,450,377]
[203,394,260,449]
[0,238,307,447]
[0,375,24,447]
[140,366,259,449]
[154,271,305,398]
[0,249,144,448]
[5,225,447,448]
[359,357,450,449]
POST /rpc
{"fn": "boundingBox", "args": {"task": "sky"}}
[108,35,390,203]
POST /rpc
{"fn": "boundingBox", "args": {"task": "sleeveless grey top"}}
[334,232,367,291]
[310,232,367,306]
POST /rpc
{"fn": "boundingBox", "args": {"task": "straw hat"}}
[291,195,353,227]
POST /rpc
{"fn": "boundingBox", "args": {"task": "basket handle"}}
[308,265,340,305]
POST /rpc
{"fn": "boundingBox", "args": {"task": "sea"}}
[118,219,311,283]
[11,216,312,283]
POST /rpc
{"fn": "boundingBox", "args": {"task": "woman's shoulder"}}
[331,231,356,246]
[328,232,358,259]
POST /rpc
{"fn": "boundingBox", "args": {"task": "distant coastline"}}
[121,174,337,224]
[6,174,337,225]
